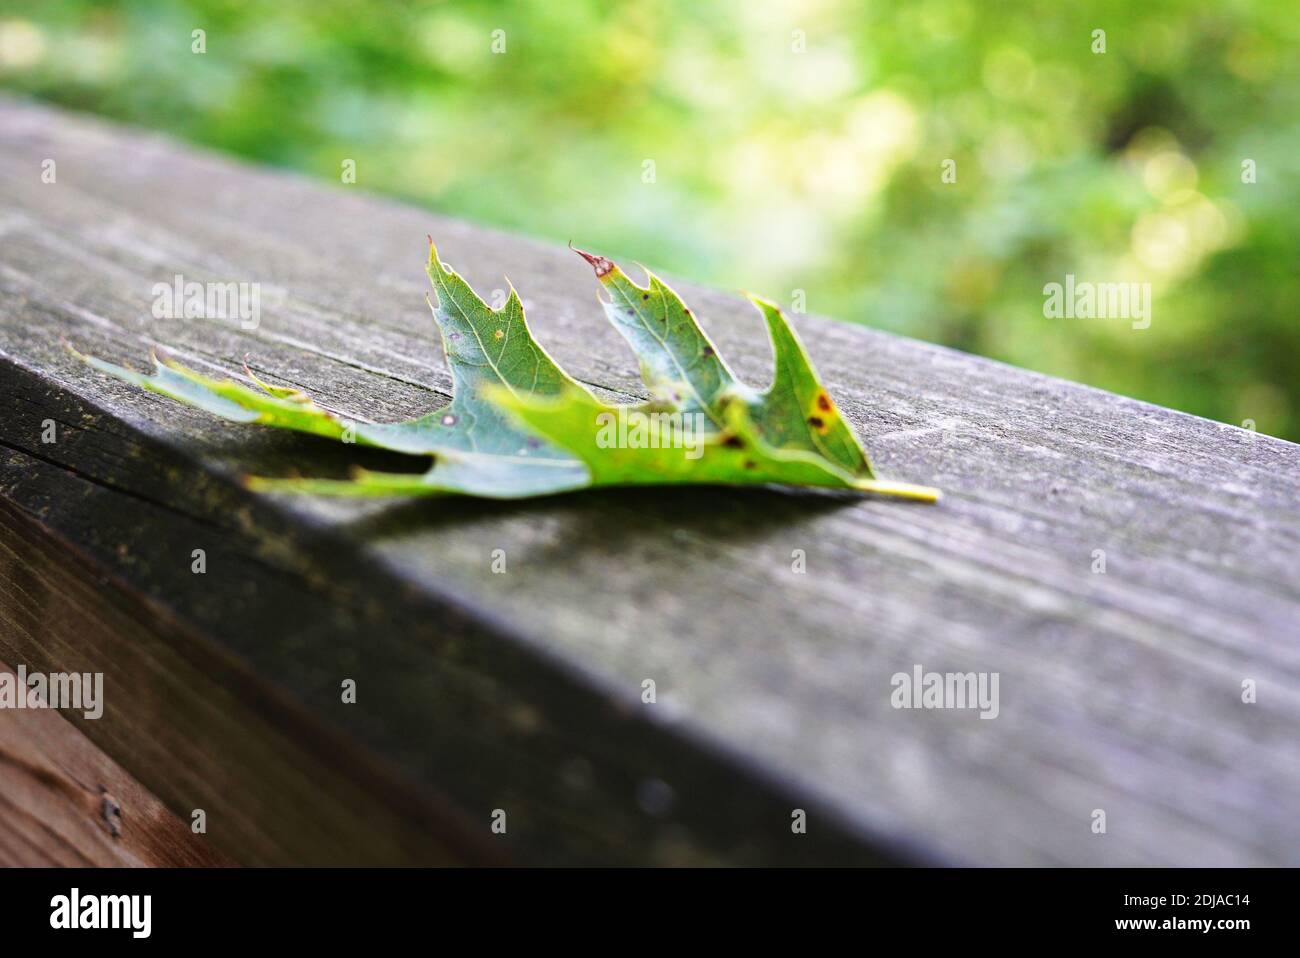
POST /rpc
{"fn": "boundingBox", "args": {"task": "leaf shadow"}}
[197,428,431,480]
[332,482,875,562]
[196,429,923,561]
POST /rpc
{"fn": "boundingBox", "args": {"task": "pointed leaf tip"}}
[426,235,444,273]
[569,241,615,279]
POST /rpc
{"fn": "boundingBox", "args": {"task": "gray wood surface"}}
[1,96,1297,866]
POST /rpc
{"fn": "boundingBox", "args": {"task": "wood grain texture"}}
[0,492,496,866]
[0,659,232,867]
[0,96,1296,866]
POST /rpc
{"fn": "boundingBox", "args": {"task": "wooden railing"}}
[1,96,1297,866]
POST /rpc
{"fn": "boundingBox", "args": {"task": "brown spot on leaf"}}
[722,435,745,449]
[816,392,832,412]
[808,415,827,433]
[702,345,715,357]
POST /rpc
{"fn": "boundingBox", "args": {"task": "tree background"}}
[3,0,1295,438]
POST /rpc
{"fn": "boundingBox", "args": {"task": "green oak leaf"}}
[71,239,593,497]
[68,240,938,502]
[571,248,874,477]
[492,384,938,501]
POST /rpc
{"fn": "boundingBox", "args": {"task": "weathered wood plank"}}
[0,658,232,867]
[1,96,1297,865]
[0,491,497,866]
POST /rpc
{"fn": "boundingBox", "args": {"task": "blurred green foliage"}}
[2,0,1297,437]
